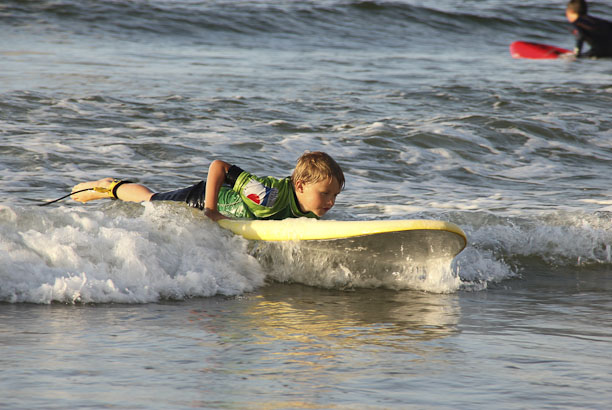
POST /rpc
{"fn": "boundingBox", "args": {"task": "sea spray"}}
[0,202,264,304]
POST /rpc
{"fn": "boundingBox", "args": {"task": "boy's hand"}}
[204,208,228,221]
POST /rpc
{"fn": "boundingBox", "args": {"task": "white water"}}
[0,203,264,303]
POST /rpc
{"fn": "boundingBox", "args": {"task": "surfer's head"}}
[292,151,345,190]
[566,0,587,22]
[292,151,344,217]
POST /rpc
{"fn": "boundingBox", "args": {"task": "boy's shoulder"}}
[576,14,612,26]
[235,169,291,187]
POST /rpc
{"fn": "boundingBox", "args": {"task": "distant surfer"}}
[566,0,612,58]
[70,151,344,221]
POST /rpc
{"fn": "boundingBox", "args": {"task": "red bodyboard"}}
[510,41,572,59]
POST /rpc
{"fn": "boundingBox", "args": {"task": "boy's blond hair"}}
[291,151,345,189]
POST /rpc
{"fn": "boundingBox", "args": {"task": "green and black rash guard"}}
[150,165,317,220]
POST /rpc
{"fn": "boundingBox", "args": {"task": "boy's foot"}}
[71,178,114,203]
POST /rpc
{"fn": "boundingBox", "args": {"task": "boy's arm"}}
[204,160,231,221]
[572,27,584,55]
[574,37,584,55]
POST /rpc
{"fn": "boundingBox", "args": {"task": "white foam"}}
[4,201,610,304]
[0,203,264,304]
[251,241,463,294]
[463,211,612,267]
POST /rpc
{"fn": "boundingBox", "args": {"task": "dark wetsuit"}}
[151,180,207,209]
[150,165,316,220]
[572,15,612,58]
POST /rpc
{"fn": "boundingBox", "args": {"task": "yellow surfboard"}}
[218,219,467,262]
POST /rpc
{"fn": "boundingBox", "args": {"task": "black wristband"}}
[111,180,132,199]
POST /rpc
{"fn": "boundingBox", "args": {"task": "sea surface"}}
[2,0,612,408]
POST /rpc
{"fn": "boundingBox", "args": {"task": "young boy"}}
[566,0,612,58]
[71,151,344,221]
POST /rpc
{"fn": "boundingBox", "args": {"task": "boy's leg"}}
[71,178,154,203]
[71,178,206,208]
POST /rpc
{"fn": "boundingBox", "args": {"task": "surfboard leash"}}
[38,187,110,207]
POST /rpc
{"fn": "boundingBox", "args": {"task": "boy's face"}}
[295,177,341,217]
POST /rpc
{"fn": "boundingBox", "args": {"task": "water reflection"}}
[188,285,463,408]
[185,285,463,408]
[248,284,461,349]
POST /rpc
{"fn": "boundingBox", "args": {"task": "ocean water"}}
[2,0,612,408]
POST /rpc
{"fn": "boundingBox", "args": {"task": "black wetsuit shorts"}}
[149,165,244,210]
[150,181,207,209]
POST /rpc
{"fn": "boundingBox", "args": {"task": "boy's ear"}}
[294,179,304,193]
